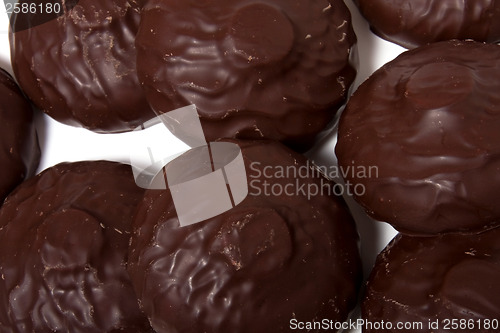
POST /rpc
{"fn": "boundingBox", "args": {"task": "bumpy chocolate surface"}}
[0,68,39,203]
[136,0,356,151]
[0,161,153,332]
[363,229,500,333]
[128,139,361,333]
[9,0,155,133]
[355,0,500,49]
[336,40,500,235]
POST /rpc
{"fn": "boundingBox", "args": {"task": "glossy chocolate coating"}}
[0,68,39,203]
[336,40,500,235]
[136,0,356,151]
[363,229,500,333]
[9,0,156,133]
[0,161,153,332]
[128,139,362,333]
[355,0,500,49]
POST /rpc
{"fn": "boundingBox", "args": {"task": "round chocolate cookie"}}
[136,0,357,151]
[0,68,39,204]
[128,139,362,333]
[9,0,156,133]
[363,229,500,333]
[336,40,500,235]
[0,161,153,332]
[355,0,500,49]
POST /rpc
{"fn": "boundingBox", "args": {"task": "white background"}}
[0,1,407,331]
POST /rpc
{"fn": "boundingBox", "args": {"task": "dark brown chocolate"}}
[336,40,500,235]
[363,229,500,333]
[9,0,156,133]
[135,0,357,151]
[355,0,500,49]
[0,68,39,204]
[0,161,153,332]
[128,139,362,333]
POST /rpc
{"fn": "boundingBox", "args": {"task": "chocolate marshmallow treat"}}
[355,0,500,48]
[9,0,156,132]
[136,0,357,151]
[0,161,153,332]
[0,68,39,203]
[336,40,500,235]
[363,229,500,333]
[128,139,362,333]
